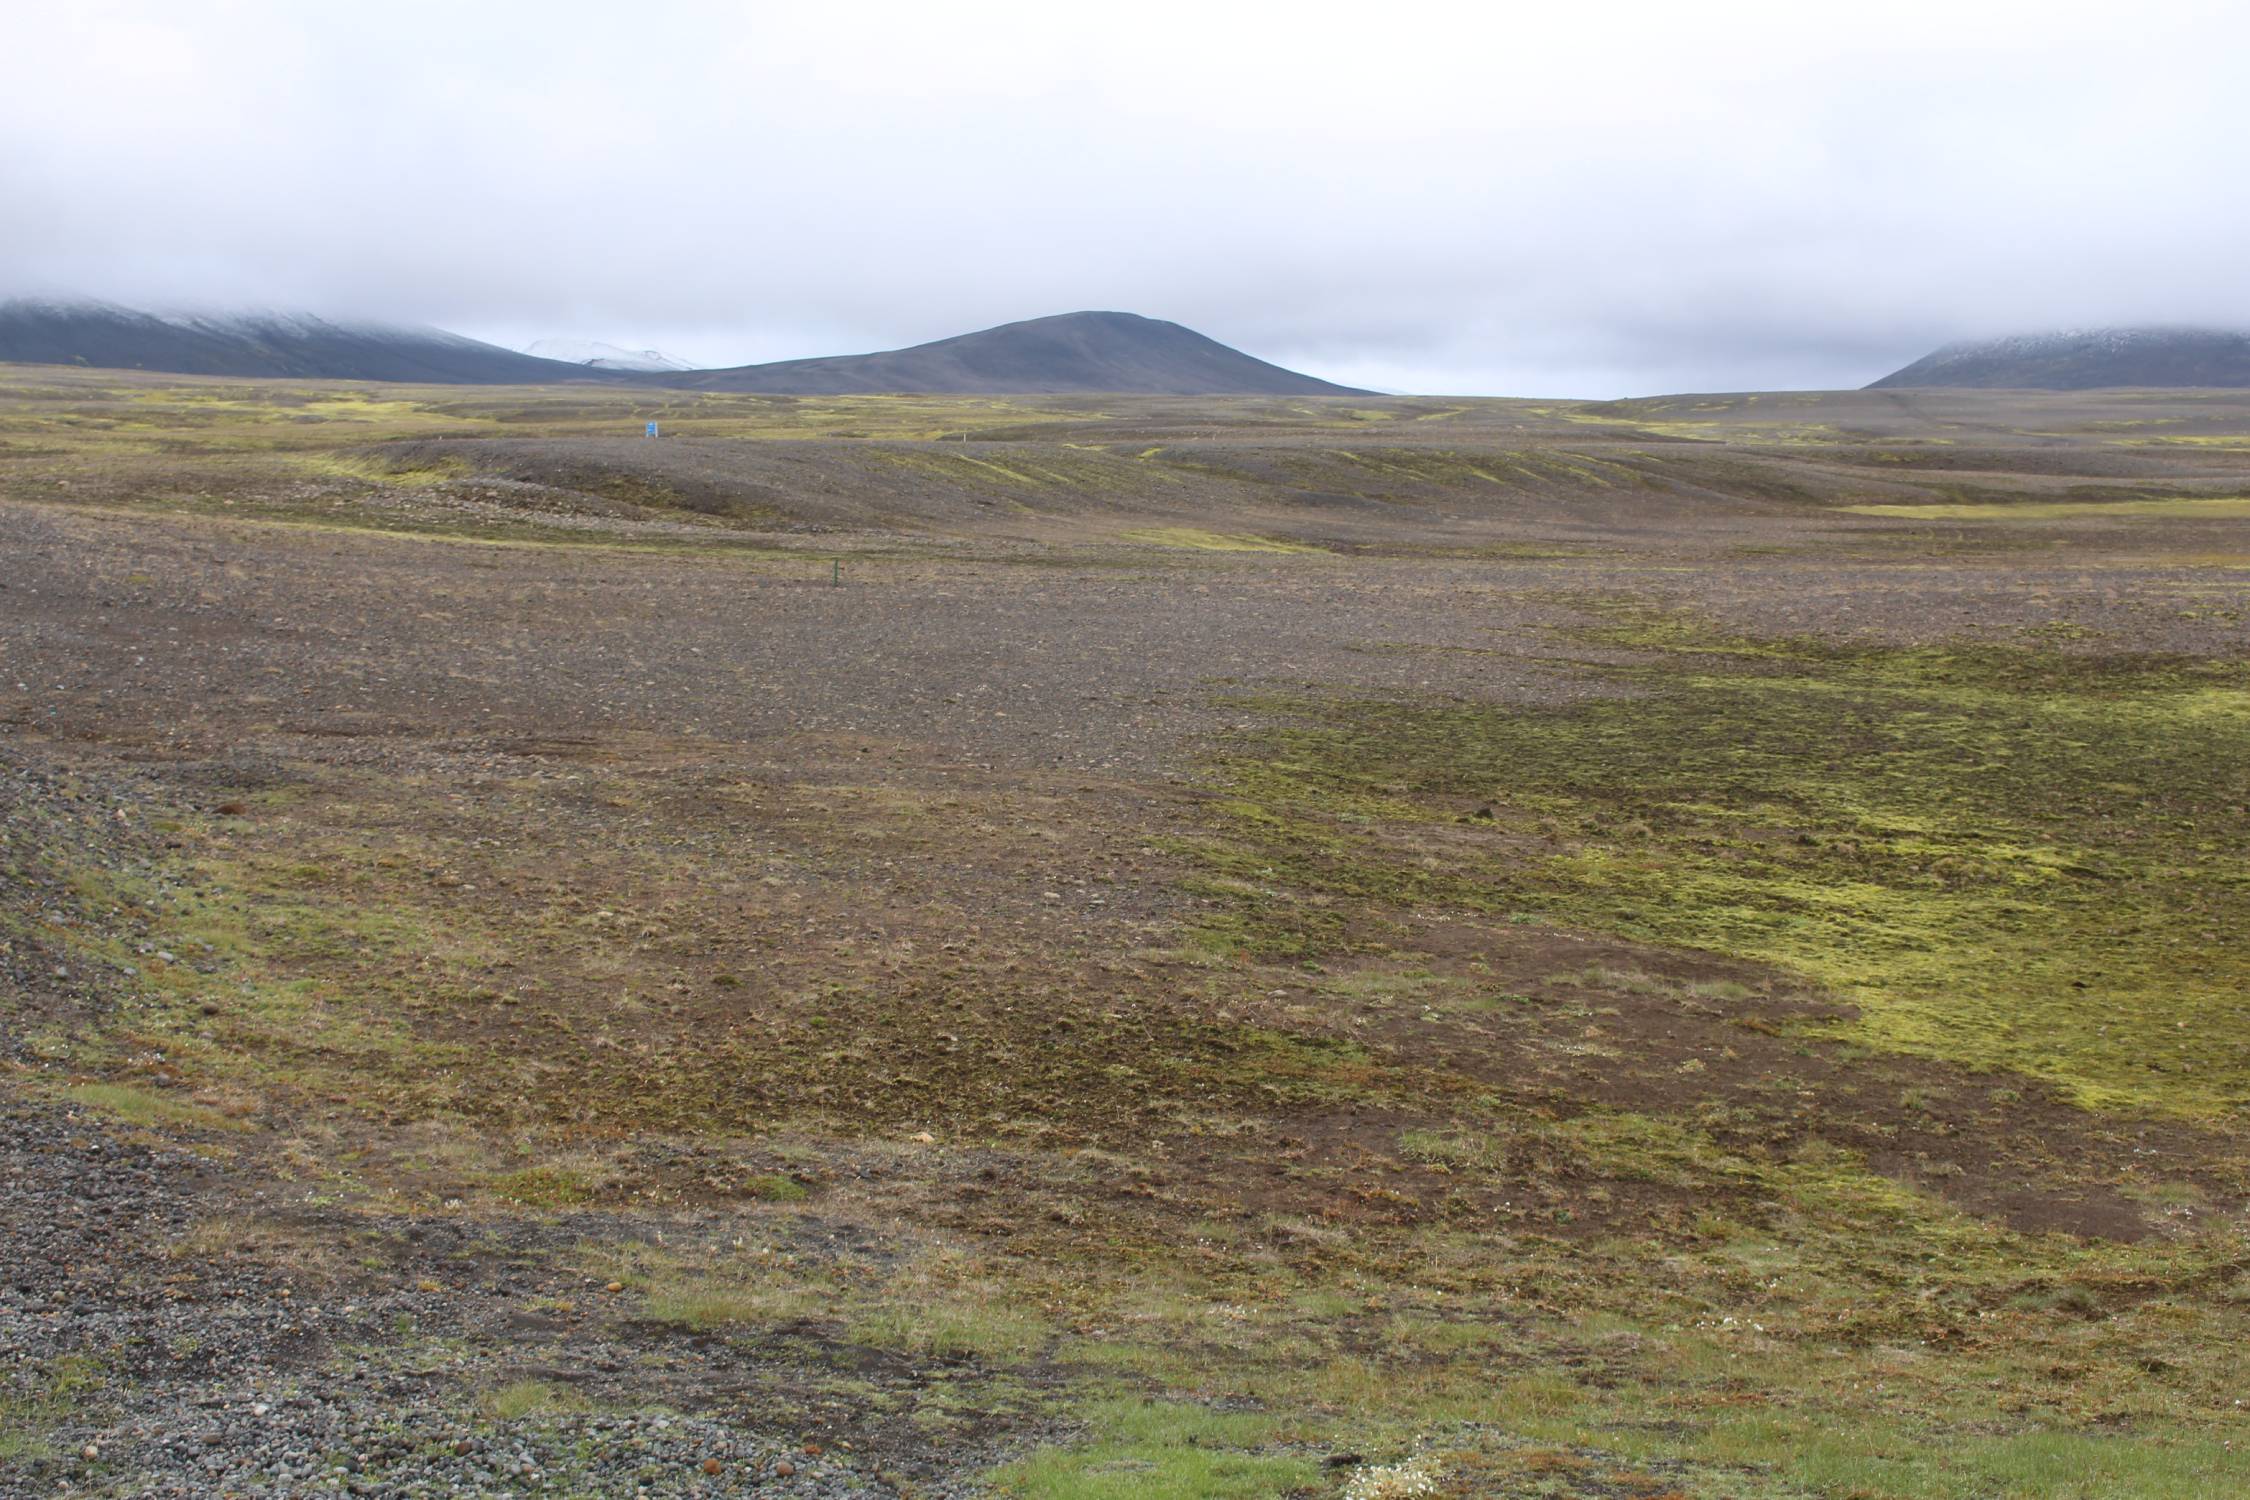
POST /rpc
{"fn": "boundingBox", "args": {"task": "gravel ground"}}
[0,1088,961,1498]
[0,751,972,1498]
[3,451,2245,1498]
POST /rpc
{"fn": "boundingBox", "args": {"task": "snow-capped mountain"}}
[522,338,694,373]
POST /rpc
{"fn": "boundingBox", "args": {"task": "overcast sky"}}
[6,1,2248,396]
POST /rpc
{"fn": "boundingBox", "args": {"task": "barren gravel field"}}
[4,368,2248,1498]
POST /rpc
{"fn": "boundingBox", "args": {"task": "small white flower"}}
[1344,1454,1439,1500]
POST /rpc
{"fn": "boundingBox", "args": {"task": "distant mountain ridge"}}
[0,297,598,384]
[1869,327,2250,390]
[0,299,1364,395]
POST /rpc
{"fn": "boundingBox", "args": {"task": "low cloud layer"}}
[6,1,2246,396]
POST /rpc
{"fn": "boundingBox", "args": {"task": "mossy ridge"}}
[1196,611,2250,1118]
[285,451,465,488]
[8,763,1444,1185]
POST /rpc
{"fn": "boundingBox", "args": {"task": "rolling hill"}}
[1869,327,2250,390]
[658,311,1369,396]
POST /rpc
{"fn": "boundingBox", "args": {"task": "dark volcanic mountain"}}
[0,299,608,384]
[661,311,1367,396]
[0,300,1365,396]
[1869,327,2250,390]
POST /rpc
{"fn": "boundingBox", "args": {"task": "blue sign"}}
[645,421,659,438]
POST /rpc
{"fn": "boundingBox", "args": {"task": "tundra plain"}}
[3,368,2249,1498]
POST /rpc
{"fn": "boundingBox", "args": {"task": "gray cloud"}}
[6,0,2247,396]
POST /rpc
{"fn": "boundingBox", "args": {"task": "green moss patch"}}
[1197,615,2250,1118]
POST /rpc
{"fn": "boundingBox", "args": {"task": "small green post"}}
[832,559,841,588]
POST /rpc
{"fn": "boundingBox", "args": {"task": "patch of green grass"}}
[741,1172,809,1202]
[488,1165,596,1207]
[63,1082,248,1133]
[478,1378,588,1421]
[986,1398,1317,1499]
[850,1293,1049,1361]
[643,1281,818,1331]
[583,1232,842,1334]
[0,1355,103,1462]
[1716,1419,2245,1499]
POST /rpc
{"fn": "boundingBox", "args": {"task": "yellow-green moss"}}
[1197,616,2250,1117]
[1118,527,1324,554]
